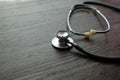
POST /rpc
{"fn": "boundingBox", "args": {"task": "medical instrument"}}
[51,1,120,63]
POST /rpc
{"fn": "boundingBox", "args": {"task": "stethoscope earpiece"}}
[51,30,74,50]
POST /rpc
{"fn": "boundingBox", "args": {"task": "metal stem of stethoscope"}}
[51,1,120,63]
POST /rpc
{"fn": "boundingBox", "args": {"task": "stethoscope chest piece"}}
[51,30,74,49]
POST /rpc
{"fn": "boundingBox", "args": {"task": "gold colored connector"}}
[84,29,96,38]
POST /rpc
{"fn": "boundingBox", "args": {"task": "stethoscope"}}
[51,1,120,63]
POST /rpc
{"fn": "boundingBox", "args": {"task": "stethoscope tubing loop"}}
[52,1,120,63]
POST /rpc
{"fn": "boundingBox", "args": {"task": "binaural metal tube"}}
[67,4,111,37]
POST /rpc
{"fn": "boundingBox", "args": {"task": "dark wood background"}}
[0,0,120,80]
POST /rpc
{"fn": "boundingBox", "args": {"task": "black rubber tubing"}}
[71,42,120,63]
[83,1,120,12]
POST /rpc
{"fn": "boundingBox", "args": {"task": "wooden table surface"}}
[0,0,120,80]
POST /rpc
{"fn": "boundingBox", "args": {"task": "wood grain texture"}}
[0,0,120,80]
